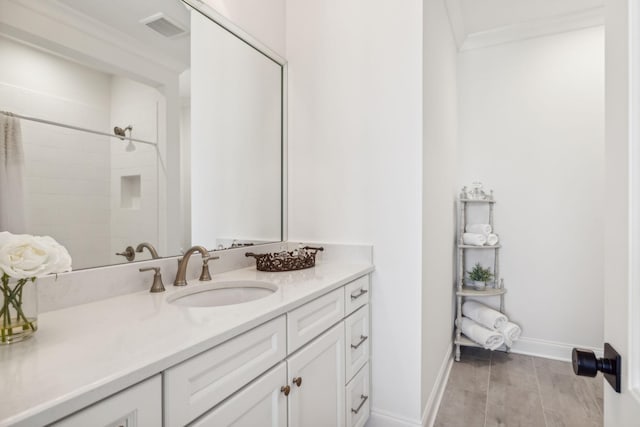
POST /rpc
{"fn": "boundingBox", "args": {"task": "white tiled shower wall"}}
[0,36,163,269]
[0,36,111,268]
[109,77,162,265]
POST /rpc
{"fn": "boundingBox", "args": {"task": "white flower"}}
[0,232,72,279]
[35,235,72,275]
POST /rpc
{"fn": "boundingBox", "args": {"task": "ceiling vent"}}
[140,13,187,38]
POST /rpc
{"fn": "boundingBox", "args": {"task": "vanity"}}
[0,247,373,427]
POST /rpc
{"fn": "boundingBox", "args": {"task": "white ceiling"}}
[52,0,190,70]
[448,0,605,50]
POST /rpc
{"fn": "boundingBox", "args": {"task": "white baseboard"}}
[510,336,603,362]
[421,348,453,427]
[366,348,453,427]
[367,409,422,427]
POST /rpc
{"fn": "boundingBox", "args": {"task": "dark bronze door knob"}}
[572,343,621,393]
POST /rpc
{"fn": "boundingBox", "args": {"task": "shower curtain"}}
[0,112,26,232]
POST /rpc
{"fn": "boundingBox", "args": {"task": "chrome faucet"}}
[174,246,211,286]
[136,242,160,259]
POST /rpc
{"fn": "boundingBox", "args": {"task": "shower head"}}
[114,125,136,151]
[114,125,133,140]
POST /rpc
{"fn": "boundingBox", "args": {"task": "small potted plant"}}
[466,263,494,290]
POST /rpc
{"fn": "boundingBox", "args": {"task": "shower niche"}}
[120,175,142,210]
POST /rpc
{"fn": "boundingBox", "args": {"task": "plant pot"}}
[0,277,38,344]
[468,280,486,290]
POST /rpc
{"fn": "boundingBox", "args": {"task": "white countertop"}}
[0,261,373,427]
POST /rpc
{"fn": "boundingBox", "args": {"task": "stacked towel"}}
[462,300,507,329]
[461,318,505,350]
[498,322,522,347]
[462,233,487,246]
[465,224,492,234]
[486,233,499,246]
[460,301,523,349]
[463,224,498,246]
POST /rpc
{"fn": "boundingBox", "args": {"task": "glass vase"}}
[0,276,38,344]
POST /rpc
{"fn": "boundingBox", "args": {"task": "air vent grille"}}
[141,13,187,38]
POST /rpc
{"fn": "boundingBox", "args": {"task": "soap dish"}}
[245,246,324,272]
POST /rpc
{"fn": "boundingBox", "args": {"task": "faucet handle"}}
[116,246,136,261]
[199,255,220,281]
[139,267,166,293]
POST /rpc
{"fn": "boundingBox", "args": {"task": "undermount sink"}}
[167,281,278,308]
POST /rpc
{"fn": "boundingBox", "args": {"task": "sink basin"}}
[167,281,277,307]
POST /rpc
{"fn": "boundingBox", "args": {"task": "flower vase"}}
[0,276,38,344]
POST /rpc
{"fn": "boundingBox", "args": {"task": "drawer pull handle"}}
[281,385,291,396]
[350,289,368,300]
[351,335,369,350]
[293,376,302,387]
[351,394,369,414]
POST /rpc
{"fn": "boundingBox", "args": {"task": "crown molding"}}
[460,6,605,51]
[443,2,605,53]
[444,0,466,50]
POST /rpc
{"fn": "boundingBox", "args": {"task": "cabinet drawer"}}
[164,316,286,427]
[345,276,369,315]
[190,362,287,427]
[52,375,161,427]
[346,364,370,427]
[345,305,369,382]
[287,287,344,353]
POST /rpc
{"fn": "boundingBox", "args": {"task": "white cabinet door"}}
[52,375,161,427]
[287,322,345,427]
[191,362,287,427]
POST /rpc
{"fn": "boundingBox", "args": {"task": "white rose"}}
[0,232,72,279]
[35,235,72,274]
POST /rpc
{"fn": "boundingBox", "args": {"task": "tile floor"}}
[434,347,603,427]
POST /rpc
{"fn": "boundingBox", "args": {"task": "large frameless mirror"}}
[0,0,285,270]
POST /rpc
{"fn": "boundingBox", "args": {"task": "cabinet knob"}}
[280,385,291,396]
[293,377,302,387]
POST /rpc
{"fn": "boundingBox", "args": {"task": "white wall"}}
[421,0,459,423]
[201,0,286,57]
[286,0,424,424]
[0,36,112,269]
[457,27,605,357]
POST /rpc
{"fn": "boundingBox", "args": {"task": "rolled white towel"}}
[462,233,487,246]
[462,300,508,330]
[498,321,522,347]
[486,233,499,246]
[461,317,505,350]
[465,224,492,234]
